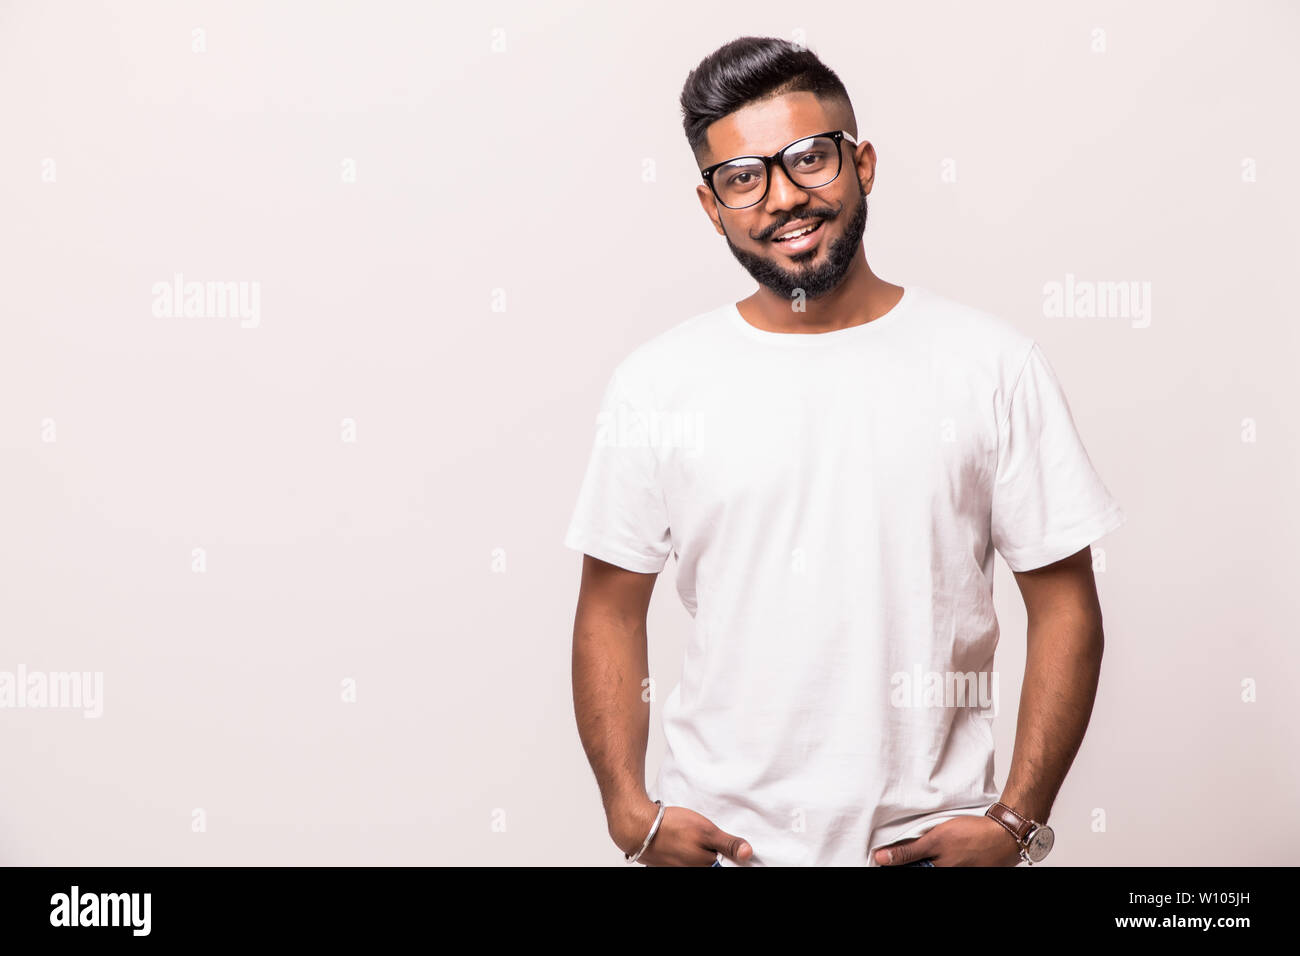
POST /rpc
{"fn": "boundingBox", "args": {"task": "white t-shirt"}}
[563,285,1126,866]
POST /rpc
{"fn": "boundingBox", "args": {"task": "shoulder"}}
[608,303,731,397]
[910,286,1036,368]
[906,287,1047,421]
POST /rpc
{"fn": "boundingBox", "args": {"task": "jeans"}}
[710,857,934,866]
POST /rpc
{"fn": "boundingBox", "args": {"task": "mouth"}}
[769,218,826,254]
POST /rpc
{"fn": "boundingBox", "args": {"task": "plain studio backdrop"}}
[0,0,1296,865]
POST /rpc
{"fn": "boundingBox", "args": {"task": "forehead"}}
[702,91,839,164]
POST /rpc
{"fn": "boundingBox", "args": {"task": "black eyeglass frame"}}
[700,129,858,210]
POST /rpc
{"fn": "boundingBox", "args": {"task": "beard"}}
[720,179,868,301]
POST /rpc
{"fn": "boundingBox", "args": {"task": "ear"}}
[854,140,878,195]
[696,184,725,236]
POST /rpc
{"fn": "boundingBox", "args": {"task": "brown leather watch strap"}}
[986,801,1035,844]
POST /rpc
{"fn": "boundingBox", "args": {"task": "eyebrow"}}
[714,130,858,165]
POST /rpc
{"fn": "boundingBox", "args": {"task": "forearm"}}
[1000,610,1104,823]
[572,611,653,842]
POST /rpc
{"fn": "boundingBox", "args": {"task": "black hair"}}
[679,36,856,163]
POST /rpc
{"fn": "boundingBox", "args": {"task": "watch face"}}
[1025,825,1054,862]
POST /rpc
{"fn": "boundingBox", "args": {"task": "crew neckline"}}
[727,286,919,346]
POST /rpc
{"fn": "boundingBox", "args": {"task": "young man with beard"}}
[565,36,1126,867]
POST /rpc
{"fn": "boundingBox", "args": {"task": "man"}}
[564,36,1126,867]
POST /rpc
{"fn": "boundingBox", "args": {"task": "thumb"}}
[710,827,754,864]
[874,836,926,866]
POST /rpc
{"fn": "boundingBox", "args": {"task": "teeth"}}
[775,223,818,241]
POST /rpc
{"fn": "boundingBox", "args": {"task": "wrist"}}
[607,793,660,856]
[998,791,1051,824]
[985,800,1056,864]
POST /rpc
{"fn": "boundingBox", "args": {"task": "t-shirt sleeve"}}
[990,341,1127,572]
[562,368,672,574]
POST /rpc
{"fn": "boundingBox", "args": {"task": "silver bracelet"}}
[624,800,667,864]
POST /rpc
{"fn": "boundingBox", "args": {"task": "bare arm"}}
[571,554,660,854]
[1001,545,1107,824]
[570,553,754,865]
[875,544,1109,866]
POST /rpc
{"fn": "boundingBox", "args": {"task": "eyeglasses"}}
[700,130,857,210]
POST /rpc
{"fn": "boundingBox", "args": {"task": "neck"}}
[739,256,903,333]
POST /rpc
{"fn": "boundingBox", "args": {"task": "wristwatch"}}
[985,801,1055,865]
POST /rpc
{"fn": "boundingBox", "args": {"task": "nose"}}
[763,161,810,211]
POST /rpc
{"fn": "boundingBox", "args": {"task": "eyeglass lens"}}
[713,135,841,208]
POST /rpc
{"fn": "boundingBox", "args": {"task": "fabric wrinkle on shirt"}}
[564,285,1127,866]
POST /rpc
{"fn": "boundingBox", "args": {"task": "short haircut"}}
[679,36,856,164]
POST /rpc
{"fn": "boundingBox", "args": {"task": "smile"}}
[770,218,825,253]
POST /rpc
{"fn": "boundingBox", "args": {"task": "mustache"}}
[759,210,835,242]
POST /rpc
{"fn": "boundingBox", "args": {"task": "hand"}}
[872,815,1023,867]
[610,797,754,866]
